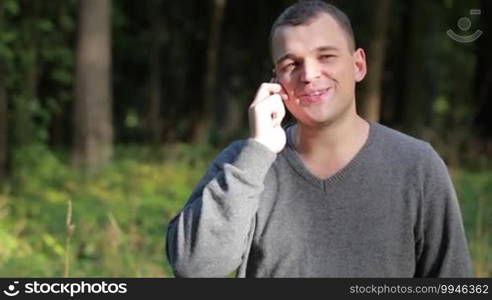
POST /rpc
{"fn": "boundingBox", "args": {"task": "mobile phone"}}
[270,69,278,83]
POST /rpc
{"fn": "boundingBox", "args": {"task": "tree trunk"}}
[147,0,164,145]
[474,0,492,138]
[73,0,113,170]
[12,0,40,147]
[0,84,6,182]
[148,49,163,145]
[191,0,227,144]
[361,0,391,122]
[0,0,7,181]
[49,0,73,149]
[398,0,427,136]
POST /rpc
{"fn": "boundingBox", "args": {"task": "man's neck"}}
[294,114,370,179]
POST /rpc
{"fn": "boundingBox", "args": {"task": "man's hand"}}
[248,83,288,153]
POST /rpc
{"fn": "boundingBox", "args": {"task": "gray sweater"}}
[166,122,473,277]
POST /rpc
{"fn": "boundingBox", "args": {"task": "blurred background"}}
[0,0,490,277]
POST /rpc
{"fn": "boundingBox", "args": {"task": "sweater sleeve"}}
[414,144,473,277]
[166,139,276,277]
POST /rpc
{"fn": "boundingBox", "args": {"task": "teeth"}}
[308,90,324,96]
[300,88,331,98]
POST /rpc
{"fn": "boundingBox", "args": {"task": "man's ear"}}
[354,48,367,82]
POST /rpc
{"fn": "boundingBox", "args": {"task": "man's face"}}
[272,13,366,127]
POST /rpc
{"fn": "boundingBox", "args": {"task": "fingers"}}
[251,84,290,109]
[272,81,289,102]
[255,93,283,111]
[251,83,283,107]
[280,89,289,102]
[254,94,285,127]
[249,81,288,129]
[272,101,285,127]
[248,82,288,153]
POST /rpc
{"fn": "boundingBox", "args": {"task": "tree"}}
[361,0,392,122]
[73,0,113,169]
[0,69,6,181]
[474,0,492,138]
[146,0,165,145]
[13,0,41,147]
[0,0,7,181]
[395,0,432,136]
[191,0,227,144]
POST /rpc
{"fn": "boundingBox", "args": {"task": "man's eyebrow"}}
[317,46,340,52]
[275,46,341,65]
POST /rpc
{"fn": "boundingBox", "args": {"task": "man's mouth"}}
[298,88,332,103]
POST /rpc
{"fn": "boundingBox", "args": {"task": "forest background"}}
[0,0,490,277]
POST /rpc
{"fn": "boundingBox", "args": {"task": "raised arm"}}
[166,83,288,277]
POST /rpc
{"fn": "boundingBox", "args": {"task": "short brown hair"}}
[270,0,356,53]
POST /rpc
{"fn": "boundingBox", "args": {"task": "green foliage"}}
[0,144,216,277]
[453,169,492,277]
[1,0,76,147]
[1,0,491,277]
[1,145,491,277]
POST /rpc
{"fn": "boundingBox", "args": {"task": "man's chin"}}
[296,113,336,128]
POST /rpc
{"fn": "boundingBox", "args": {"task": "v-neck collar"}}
[282,120,378,192]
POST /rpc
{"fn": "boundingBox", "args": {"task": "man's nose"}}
[300,61,321,83]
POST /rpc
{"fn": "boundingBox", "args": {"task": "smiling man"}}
[166,0,473,277]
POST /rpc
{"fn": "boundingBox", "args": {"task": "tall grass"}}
[0,144,215,277]
[452,168,492,277]
[64,199,75,277]
[0,144,490,277]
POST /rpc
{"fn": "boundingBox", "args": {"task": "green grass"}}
[0,144,490,277]
[0,143,216,277]
[451,168,492,277]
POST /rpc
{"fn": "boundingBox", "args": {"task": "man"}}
[166,0,473,277]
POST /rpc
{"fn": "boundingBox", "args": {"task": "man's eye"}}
[282,63,296,72]
[320,55,335,62]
